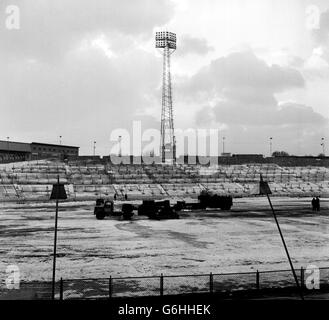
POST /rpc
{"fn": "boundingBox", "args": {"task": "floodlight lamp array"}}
[155,31,176,49]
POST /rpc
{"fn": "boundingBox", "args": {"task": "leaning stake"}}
[259,174,304,300]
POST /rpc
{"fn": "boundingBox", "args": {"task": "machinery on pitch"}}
[138,199,180,220]
[173,191,233,211]
[94,198,180,220]
[94,199,120,220]
[94,191,233,220]
[94,199,136,220]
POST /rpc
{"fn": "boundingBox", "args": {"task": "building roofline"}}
[31,142,79,149]
[0,140,30,145]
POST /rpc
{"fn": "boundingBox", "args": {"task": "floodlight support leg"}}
[266,193,304,300]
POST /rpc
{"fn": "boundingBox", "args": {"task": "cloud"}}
[0,0,174,61]
[180,50,304,97]
[178,50,309,126]
[0,0,175,155]
[194,106,216,126]
[184,50,328,155]
[0,34,164,155]
[0,1,328,156]
[276,102,327,125]
[179,50,309,125]
[214,122,327,156]
[204,101,327,126]
[177,35,213,56]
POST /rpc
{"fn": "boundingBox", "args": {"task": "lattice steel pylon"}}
[156,31,177,163]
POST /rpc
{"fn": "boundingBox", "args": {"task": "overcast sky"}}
[1,0,329,156]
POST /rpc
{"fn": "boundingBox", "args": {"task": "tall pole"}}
[6,137,10,162]
[265,192,304,300]
[269,137,273,157]
[52,175,59,300]
[118,136,122,157]
[93,141,96,156]
[321,138,325,155]
[222,136,225,154]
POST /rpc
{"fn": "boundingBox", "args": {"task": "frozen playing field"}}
[0,197,328,284]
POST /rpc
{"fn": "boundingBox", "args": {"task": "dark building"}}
[0,140,79,163]
[30,142,79,160]
[0,140,31,163]
[232,154,264,161]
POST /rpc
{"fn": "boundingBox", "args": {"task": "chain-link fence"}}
[1,267,328,300]
[0,280,58,300]
[212,271,257,292]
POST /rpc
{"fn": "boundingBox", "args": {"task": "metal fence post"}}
[59,278,63,300]
[160,274,164,296]
[209,272,213,294]
[109,276,112,299]
[300,267,304,290]
[256,270,260,290]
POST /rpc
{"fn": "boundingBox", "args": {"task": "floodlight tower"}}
[156,31,177,163]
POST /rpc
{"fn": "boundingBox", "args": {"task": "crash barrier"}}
[0,182,329,201]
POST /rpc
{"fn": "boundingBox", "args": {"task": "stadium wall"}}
[101,155,329,167]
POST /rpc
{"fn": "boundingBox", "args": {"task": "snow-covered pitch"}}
[0,197,328,285]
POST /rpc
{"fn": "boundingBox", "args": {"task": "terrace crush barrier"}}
[1,160,329,201]
[1,267,328,300]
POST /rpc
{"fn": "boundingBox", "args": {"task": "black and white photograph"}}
[0,0,329,313]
